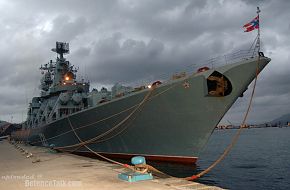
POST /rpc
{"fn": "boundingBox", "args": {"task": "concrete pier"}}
[0,140,224,190]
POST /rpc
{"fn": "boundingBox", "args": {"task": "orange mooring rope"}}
[64,87,169,176]
[29,83,177,146]
[55,88,154,150]
[185,54,261,181]
[64,88,154,166]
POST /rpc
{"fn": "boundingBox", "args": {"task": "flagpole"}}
[257,7,261,53]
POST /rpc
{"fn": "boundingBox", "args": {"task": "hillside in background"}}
[0,120,9,127]
[270,113,290,125]
[0,121,22,137]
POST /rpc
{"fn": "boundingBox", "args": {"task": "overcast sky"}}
[0,0,289,124]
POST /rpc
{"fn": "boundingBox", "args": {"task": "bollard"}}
[26,153,33,158]
[32,158,41,163]
[118,156,153,182]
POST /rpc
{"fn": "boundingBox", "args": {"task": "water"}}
[151,127,290,190]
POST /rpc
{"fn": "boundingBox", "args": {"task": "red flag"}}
[243,16,259,32]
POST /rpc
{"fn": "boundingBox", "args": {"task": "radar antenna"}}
[51,42,69,59]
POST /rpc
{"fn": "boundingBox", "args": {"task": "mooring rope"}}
[185,54,261,181]
[29,83,177,145]
[67,117,119,168]
[67,116,126,166]
[67,116,168,176]
[55,88,154,150]
[64,88,168,176]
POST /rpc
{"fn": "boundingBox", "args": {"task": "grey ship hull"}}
[12,56,270,163]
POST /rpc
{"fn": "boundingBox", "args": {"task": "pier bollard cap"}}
[131,156,146,165]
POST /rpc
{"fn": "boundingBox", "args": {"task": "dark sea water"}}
[150,127,290,190]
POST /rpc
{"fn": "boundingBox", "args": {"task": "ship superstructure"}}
[26,42,89,128]
[26,42,137,130]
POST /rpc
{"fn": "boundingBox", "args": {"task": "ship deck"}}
[0,140,224,190]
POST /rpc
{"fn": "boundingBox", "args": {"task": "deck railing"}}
[193,49,260,70]
[119,48,261,88]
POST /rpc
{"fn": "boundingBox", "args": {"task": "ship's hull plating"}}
[12,57,270,163]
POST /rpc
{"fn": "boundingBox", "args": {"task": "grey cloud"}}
[1,0,290,123]
[46,16,88,42]
[86,36,169,85]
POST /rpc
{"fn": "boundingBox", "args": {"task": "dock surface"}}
[0,140,224,190]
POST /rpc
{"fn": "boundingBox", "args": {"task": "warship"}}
[11,42,271,164]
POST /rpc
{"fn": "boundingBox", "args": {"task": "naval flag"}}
[243,16,259,32]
